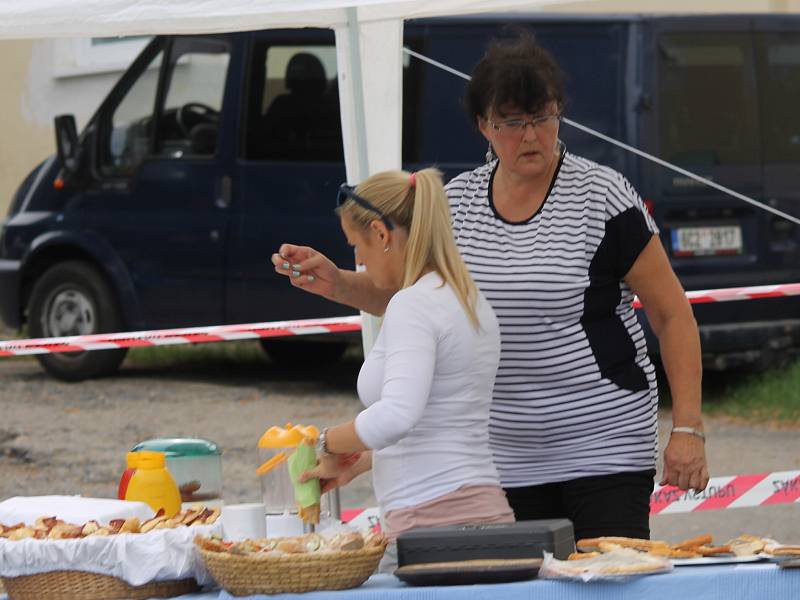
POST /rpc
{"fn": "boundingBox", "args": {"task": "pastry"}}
[648,546,701,559]
[568,552,600,560]
[728,535,767,556]
[578,536,669,552]
[696,545,731,556]
[673,534,713,550]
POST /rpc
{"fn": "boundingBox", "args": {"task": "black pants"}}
[503,469,656,541]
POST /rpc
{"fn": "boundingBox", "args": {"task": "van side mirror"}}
[54,114,81,174]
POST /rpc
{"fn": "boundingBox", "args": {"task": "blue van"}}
[1,14,798,380]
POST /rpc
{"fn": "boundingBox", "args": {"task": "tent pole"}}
[345,7,370,181]
[338,8,383,357]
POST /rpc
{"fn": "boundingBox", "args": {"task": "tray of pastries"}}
[574,533,799,566]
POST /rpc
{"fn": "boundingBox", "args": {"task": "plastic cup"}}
[222,503,267,541]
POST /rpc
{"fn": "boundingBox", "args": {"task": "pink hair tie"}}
[409,172,417,188]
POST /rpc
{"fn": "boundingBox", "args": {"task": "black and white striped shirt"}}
[445,150,660,488]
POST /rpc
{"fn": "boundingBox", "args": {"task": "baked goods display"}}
[544,531,800,580]
[541,546,672,579]
[195,529,389,595]
[0,506,220,541]
[196,529,386,556]
[0,505,223,599]
[573,533,800,561]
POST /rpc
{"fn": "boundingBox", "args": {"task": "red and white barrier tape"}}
[0,316,361,357]
[0,282,797,357]
[632,282,800,309]
[341,507,382,531]
[650,470,800,515]
[341,471,800,527]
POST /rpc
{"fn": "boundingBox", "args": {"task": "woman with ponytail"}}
[298,168,514,552]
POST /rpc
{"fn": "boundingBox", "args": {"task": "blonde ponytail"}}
[338,168,480,329]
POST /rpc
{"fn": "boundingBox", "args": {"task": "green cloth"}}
[287,444,321,508]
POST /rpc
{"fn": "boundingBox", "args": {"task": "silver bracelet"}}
[671,427,706,442]
[315,427,331,456]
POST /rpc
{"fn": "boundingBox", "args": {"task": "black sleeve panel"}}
[610,207,657,280]
[580,207,653,393]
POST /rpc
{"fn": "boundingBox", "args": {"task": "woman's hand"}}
[317,466,359,494]
[299,452,365,493]
[271,244,341,300]
[272,244,394,315]
[660,432,709,491]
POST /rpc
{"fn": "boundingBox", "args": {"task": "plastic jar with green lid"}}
[131,438,223,507]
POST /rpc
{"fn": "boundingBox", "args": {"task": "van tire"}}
[27,261,128,382]
[260,339,349,368]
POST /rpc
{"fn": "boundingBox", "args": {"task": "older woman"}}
[272,33,707,541]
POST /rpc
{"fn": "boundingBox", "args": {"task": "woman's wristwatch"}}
[671,427,706,442]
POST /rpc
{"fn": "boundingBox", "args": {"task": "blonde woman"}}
[293,169,514,547]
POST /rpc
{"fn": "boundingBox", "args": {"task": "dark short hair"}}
[465,31,566,124]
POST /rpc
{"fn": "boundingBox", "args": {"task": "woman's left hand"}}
[660,433,709,492]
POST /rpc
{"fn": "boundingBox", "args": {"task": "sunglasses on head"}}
[336,183,394,230]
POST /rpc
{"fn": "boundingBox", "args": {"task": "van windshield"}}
[657,33,759,168]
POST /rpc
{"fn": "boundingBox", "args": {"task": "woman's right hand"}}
[271,243,341,301]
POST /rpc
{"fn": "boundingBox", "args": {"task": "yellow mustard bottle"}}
[124,451,181,517]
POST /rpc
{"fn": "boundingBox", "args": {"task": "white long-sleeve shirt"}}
[355,271,502,514]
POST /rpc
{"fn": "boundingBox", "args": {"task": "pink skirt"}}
[382,484,515,540]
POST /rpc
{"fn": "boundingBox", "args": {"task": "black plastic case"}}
[396,519,575,566]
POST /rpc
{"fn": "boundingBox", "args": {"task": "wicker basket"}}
[0,571,198,600]
[198,541,388,596]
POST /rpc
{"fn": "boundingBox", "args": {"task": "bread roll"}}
[577,536,668,552]
[276,539,308,554]
[119,517,141,534]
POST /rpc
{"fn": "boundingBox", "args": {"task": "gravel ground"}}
[0,339,798,547]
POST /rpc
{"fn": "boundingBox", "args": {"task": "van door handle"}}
[215,175,232,209]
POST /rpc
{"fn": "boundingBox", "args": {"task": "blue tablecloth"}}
[168,562,797,600]
[2,563,797,599]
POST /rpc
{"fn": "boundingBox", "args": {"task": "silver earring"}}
[383,246,390,253]
[485,143,496,163]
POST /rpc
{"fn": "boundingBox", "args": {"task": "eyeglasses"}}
[336,183,394,230]
[488,114,560,137]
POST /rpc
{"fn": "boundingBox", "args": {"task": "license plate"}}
[671,226,743,257]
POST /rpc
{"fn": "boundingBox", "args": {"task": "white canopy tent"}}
[0,0,578,351]
[0,0,577,185]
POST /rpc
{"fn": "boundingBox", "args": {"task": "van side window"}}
[156,38,230,158]
[658,33,758,167]
[244,41,343,161]
[103,48,164,177]
[100,38,230,177]
[757,32,800,163]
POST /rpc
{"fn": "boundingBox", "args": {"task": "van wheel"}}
[27,261,128,381]
[260,339,349,368]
